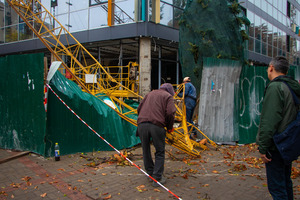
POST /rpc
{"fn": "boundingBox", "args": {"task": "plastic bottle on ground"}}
[55,143,60,161]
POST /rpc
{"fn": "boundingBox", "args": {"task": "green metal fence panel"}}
[0,54,46,154]
[238,65,297,144]
[45,71,140,157]
[238,65,268,144]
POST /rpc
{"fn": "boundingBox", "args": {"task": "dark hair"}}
[270,56,289,74]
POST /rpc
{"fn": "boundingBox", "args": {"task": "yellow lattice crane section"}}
[6,0,216,157]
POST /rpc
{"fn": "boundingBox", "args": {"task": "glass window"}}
[0,0,4,28]
[247,11,254,37]
[282,0,287,15]
[262,42,267,55]
[273,47,277,57]
[267,23,273,46]
[89,5,107,29]
[267,2,272,15]
[273,0,278,8]
[273,6,277,20]
[248,37,254,51]
[115,0,135,24]
[55,14,68,32]
[285,16,290,27]
[0,27,4,43]
[5,25,18,42]
[262,19,267,43]
[273,26,278,47]
[70,1,89,12]
[40,0,51,13]
[268,44,272,57]
[277,29,283,54]
[160,2,173,27]
[69,10,88,32]
[255,38,261,53]
[254,15,261,39]
[57,0,69,15]
[161,0,172,4]
[262,1,267,12]
[254,0,260,7]
[19,22,33,40]
[5,3,18,26]
[173,7,183,29]
[90,0,108,6]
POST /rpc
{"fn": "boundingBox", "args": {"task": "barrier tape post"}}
[46,84,182,200]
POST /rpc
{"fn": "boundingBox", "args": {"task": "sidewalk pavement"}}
[0,144,299,200]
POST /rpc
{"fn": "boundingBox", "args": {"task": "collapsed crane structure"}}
[6,0,217,157]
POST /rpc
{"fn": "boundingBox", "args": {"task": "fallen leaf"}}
[136,185,147,192]
[154,188,161,192]
[40,193,47,197]
[102,173,107,176]
[182,173,188,179]
[212,170,219,174]
[21,176,31,182]
[11,194,14,198]
[190,187,196,189]
[77,180,84,182]
[57,168,65,171]
[203,184,209,187]
[103,194,112,199]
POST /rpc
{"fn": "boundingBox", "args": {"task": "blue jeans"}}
[185,97,196,125]
[265,151,293,200]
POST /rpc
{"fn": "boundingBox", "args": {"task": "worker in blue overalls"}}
[179,77,197,139]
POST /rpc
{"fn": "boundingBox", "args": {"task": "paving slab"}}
[0,144,299,200]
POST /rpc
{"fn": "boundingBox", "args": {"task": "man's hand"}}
[260,153,271,163]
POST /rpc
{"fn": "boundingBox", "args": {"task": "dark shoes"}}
[152,176,167,187]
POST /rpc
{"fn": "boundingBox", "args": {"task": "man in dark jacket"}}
[257,56,300,199]
[137,83,176,187]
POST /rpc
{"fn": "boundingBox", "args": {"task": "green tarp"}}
[45,71,140,156]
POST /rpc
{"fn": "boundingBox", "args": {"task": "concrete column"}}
[139,37,151,97]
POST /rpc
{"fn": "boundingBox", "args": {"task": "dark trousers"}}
[137,123,166,180]
[266,151,293,200]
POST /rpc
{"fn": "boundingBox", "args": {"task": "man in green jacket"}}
[257,56,300,200]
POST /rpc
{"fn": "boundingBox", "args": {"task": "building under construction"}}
[0,0,300,156]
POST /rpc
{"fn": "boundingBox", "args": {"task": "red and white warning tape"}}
[46,84,182,200]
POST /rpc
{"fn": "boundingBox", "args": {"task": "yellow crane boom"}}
[6,0,216,157]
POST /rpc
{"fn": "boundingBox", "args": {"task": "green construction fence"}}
[0,53,140,157]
